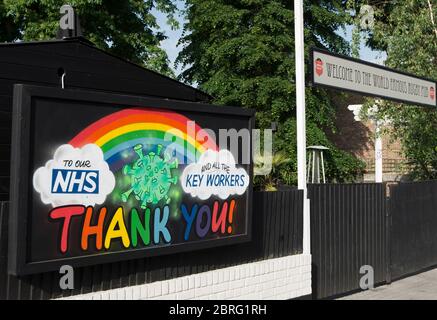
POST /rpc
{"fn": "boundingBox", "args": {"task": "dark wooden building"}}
[0,37,211,202]
[0,37,306,301]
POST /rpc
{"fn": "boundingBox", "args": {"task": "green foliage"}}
[0,0,177,76]
[274,118,365,184]
[253,150,292,191]
[365,0,437,180]
[178,0,365,185]
[345,0,361,58]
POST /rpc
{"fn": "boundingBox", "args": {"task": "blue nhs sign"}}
[51,169,99,194]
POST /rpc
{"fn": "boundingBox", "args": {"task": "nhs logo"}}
[51,169,99,194]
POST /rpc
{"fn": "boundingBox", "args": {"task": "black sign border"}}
[310,47,437,108]
[8,84,255,276]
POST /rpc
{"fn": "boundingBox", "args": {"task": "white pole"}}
[295,0,310,254]
[375,121,383,183]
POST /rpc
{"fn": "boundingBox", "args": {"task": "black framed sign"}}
[311,47,437,108]
[9,85,254,275]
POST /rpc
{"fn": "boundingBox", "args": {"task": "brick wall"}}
[328,94,407,180]
[326,94,371,159]
[357,120,404,170]
[59,254,312,300]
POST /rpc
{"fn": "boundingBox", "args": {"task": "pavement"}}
[340,268,437,300]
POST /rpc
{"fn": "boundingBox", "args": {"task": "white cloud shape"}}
[181,149,249,200]
[33,144,115,207]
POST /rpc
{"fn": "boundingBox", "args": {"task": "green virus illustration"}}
[121,144,178,208]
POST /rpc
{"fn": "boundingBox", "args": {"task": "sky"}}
[338,25,387,65]
[151,0,186,75]
[153,4,387,76]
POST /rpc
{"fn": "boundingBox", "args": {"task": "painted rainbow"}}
[69,108,218,171]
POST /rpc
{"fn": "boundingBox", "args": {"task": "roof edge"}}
[0,38,212,102]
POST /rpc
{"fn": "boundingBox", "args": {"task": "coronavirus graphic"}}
[121,144,178,208]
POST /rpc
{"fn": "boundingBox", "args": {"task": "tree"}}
[365,0,437,179]
[254,150,292,191]
[178,0,365,185]
[0,0,178,76]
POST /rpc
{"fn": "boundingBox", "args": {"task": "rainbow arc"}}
[69,108,218,171]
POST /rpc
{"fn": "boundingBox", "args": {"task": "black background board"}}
[8,84,254,275]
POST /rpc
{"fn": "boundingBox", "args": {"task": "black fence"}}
[309,183,388,299]
[0,190,303,299]
[390,180,437,280]
[3,180,437,300]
